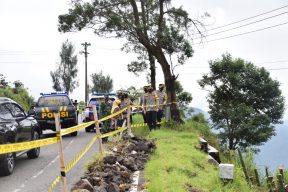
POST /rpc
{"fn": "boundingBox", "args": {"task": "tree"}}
[175,80,192,117]
[90,71,113,93]
[58,0,205,122]
[0,74,8,88]
[50,39,78,93]
[198,53,285,150]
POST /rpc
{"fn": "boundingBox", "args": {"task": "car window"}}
[37,95,71,107]
[6,104,26,118]
[0,104,14,120]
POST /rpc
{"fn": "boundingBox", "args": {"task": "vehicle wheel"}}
[27,131,40,159]
[85,127,90,132]
[0,144,15,176]
[71,131,78,137]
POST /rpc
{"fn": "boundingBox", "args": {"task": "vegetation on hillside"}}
[199,53,285,150]
[0,75,34,111]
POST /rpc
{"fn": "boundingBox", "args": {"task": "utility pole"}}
[81,42,91,106]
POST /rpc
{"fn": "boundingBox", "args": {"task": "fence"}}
[0,103,175,192]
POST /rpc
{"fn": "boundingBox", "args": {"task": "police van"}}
[84,93,116,132]
[29,92,78,136]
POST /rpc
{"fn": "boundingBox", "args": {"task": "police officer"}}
[156,84,167,127]
[143,85,159,130]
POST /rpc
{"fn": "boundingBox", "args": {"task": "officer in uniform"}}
[99,95,112,142]
[143,85,159,130]
[156,84,167,127]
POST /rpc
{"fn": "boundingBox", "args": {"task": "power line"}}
[206,4,288,32]
[197,21,288,44]
[194,11,288,40]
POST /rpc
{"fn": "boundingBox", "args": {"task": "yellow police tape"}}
[65,134,98,173]
[0,137,59,155]
[47,176,61,192]
[59,107,128,136]
[100,126,128,138]
[60,121,95,136]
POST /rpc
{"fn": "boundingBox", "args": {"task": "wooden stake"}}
[229,150,235,163]
[55,112,68,192]
[237,149,251,186]
[127,101,132,136]
[277,174,285,192]
[279,167,285,183]
[92,106,103,155]
[254,168,261,186]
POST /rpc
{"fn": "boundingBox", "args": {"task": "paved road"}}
[0,115,100,192]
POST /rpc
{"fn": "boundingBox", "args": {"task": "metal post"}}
[92,106,103,155]
[54,113,68,192]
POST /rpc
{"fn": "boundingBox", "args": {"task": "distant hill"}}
[185,107,210,119]
[255,119,288,172]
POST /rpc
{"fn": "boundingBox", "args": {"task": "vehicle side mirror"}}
[28,106,35,116]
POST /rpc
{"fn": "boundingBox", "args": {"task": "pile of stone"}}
[72,135,155,192]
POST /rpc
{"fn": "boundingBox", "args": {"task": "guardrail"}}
[0,102,175,192]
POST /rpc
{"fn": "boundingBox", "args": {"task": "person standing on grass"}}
[156,84,167,127]
[143,85,159,131]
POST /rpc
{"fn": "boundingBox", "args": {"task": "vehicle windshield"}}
[37,95,71,107]
[88,98,102,106]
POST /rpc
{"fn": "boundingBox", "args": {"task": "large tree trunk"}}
[148,53,156,90]
[154,49,182,123]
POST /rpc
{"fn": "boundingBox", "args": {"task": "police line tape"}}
[48,126,128,192]
[60,121,95,136]
[0,137,59,155]
[47,176,61,192]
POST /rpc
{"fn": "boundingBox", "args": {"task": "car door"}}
[5,103,32,142]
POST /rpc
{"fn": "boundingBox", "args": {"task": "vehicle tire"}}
[0,143,15,176]
[71,131,78,136]
[27,131,40,159]
[85,127,91,132]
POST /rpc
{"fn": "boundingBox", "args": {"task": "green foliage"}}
[0,85,35,112]
[145,127,262,192]
[58,0,207,122]
[175,80,192,117]
[50,39,78,93]
[199,53,285,150]
[90,70,113,93]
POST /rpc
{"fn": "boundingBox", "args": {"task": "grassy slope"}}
[131,114,262,192]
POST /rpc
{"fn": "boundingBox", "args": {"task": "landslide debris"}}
[71,135,155,192]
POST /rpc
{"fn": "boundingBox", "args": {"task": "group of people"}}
[140,84,167,131]
[98,83,167,135]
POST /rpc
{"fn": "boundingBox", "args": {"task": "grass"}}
[131,118,264,192]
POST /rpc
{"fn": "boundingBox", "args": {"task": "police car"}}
[29,92,78,136]
[84,93,116,132]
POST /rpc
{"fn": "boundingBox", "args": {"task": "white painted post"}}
[54,112,68,192]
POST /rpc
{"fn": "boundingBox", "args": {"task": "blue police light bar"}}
[91,92,116,96]
[40,91,68,96]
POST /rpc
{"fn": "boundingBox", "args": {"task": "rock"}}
[122,157,138,171]
[103,155,117,165]
[94,184,107,192]
[106,182,120,192]
[72,179,94,192]
[131,150,137,155]
[72,189,91,192]
[90,177,102,186]
[120,171,130,179]
[119,183,130,192]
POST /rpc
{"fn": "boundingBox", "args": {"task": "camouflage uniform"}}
[99,100,112,134]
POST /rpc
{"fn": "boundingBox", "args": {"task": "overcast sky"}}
[0,0,287,119]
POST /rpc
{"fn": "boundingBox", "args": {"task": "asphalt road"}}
[0,115,100,192]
